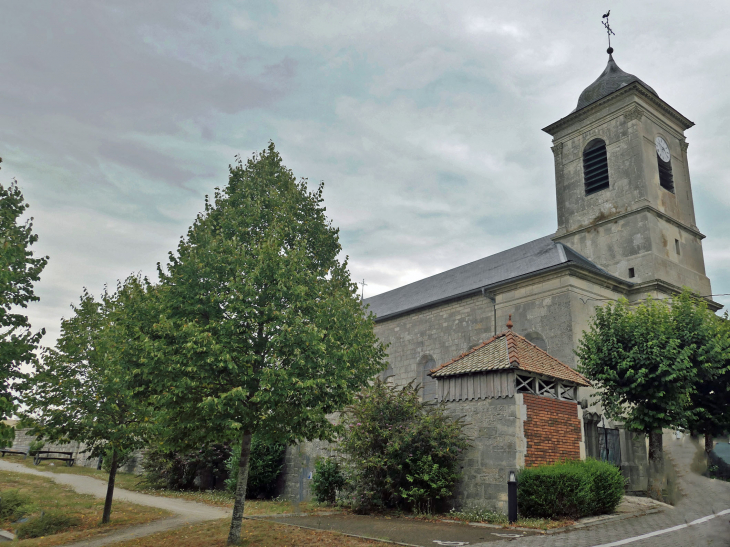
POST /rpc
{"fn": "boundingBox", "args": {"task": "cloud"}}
[1,0,730,349]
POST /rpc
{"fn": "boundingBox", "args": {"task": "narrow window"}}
[675,239,680,255]
[656,137,674,192]
[583,139,610,195]
[628,267,635,278]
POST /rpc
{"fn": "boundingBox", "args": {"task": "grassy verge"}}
[0,454,332,514]
[442,507,574,530]
[0,470,170,546]
[111,518,382,547]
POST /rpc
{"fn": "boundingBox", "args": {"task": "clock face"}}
[655,137,671,162]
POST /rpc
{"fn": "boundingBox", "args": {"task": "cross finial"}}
[602,10,615,54]
[359,278,367,301]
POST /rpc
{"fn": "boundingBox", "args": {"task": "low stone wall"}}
[10,428,145,474]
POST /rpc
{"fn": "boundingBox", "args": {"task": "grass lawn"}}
[112,517,382,547]
[1,454,331,514]
[0,470,170,546]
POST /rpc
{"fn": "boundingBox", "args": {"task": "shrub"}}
[0,490,31,521]
[17,512,81,538]
[142,443,231,490]
[339,379,470,513]
[517,459,624,519]
[225,436,286,499]
[312,457,346,503]
[28,440,45,456]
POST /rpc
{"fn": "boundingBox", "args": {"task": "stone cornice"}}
[542,81,694,136]
[627,279,723,311]
[553,204,706,241]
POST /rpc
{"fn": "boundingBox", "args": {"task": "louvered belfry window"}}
[583,139,610,195]
[658,156,674,193]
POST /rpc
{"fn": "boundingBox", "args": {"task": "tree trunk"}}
[227,431,253,545]
[647,430,664,500]
[704,432,713,453]
[102,449,119,524]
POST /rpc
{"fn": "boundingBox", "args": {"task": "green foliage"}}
[225,436,286,498]
[16,511,81,539]
[311,457,346,504]
[19,276,156,522]
[0,165,48,447]
[20,277,155,461]
[447,506,508,525]
[142,443,231,490]
[339,379,470,513]
[684,308,730,440]
[139,143,387,541]
[576,292,730,436]
[517,459,624,519]
[28,440,45,456]
[0,489,31,521]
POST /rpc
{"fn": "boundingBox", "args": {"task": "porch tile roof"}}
[429,330,590,386]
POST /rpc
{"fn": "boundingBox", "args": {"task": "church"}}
[281,47,718,511]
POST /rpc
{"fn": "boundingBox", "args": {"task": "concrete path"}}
[473,434,730,547]
[265,513,540,545]
[0,460,230,546]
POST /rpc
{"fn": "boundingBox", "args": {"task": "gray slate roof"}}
[363,235,615,320]
[574,54,657,112]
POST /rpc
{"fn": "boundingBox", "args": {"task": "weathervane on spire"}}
[602,10,615,54]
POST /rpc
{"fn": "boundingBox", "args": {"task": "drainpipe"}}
[482,288,497,336]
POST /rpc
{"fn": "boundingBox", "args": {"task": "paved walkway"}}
[475,434,730,547]
[0,460,230,546]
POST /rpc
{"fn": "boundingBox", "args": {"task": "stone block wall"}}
[442,396,524,513]
[522,394,582,466]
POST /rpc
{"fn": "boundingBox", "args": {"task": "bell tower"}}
[543,51,712,297]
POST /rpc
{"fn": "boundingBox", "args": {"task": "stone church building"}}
[281,50,718,511]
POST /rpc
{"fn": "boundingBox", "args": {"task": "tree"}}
[576,292,730,496]
[683,308,730,452]
[0,160,48,447]
[143,143,386,544]
[20,276,154,523]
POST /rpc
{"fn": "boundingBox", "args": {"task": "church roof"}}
[363,235,618,321]
[574,54,658,112]
[429,329,590,386]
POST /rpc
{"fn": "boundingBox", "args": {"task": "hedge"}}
[517,459,624,519]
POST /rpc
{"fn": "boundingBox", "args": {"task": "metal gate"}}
[597,427,621,467]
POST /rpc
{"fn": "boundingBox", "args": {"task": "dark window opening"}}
[675,239,680,255]
[658,155,674,193]
[583,139,610,195]
[628,267,635,278]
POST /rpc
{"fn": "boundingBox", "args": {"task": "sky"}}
[2,1,730,347]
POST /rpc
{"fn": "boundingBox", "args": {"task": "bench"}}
[0,447,29,458]
[33,450,75,467]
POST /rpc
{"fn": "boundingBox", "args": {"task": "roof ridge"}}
[505,330,520,367]
[428,332,506,375]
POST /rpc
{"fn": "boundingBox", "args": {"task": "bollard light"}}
[507,470,518,524]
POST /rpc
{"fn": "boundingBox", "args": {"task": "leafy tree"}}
[20,276,154,523]
[576,291,730,496]
[339,380,470,513]
[0,160,48,446]
[143,143,386,544]
[683,308,730,452]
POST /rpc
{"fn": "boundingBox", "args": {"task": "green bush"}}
[517,459,624,519]
[312,457,346,504]
[17,512,81,538]
[225,436,286,499]
[28,440,45,456]
[142,443,231,490]
[0,490,31,521]
[339,379,470,513]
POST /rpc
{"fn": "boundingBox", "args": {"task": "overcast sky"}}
[2,1,730,346]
